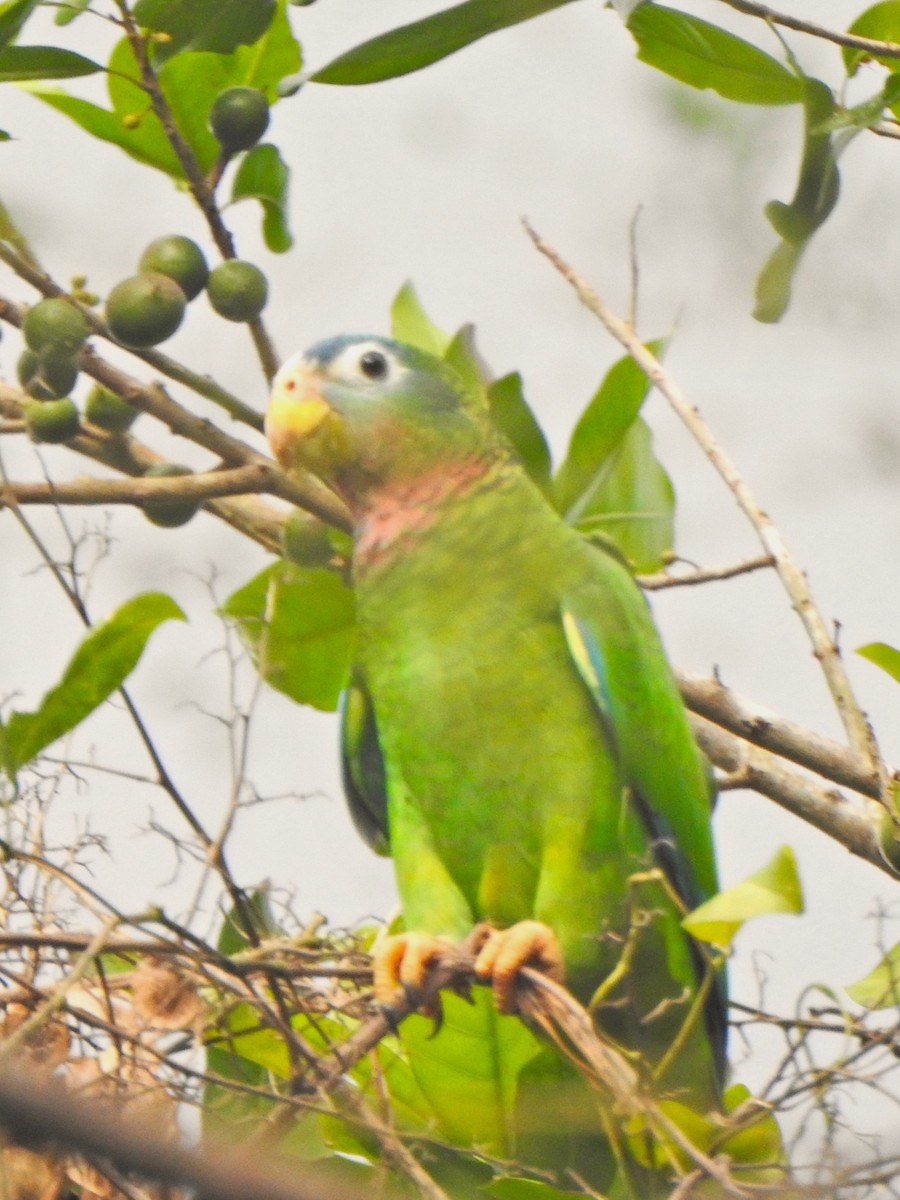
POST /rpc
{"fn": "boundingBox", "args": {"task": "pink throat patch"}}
[354,456,490,567]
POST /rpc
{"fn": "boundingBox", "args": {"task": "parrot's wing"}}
[340,673,390,854]
[561,575,727,1081]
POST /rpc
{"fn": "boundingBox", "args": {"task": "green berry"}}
[85,384,137,434]
[143,463,199,528]
[139,236,209,302]
[106,272,187,348]
[17,349,79,400]
[25,397,80,444]
[206,260,268,322]
[23,297,88,357]
[209,87,270,152]
[281,510,334,568]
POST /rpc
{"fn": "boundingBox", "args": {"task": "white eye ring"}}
[329,340,405,387]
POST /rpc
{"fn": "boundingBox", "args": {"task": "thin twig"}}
[522,220,885,795]
[638,554,775,589]
[0,465,273,508]
[716,0,900,58]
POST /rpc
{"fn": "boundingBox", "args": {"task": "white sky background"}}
[3,0,900,1135]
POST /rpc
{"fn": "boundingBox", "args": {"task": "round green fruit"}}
[139,236,209,302]
[281,510,334,568]
[209,86,270,152]
[85,384,137,434]
[106,272,187,348]
[206,260,268,322]
[25,397,80,444]
[23,297,88,357]
[143,463,199,528]
[17,349,79,400]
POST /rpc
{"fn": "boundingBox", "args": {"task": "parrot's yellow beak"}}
[266,356,343,472]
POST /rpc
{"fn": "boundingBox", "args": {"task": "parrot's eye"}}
[359,350,389,381]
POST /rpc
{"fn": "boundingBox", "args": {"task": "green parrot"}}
[266,335,725,1190]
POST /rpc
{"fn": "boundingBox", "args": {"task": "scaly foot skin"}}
[373,931,454,1022]
[469,920,566,1014]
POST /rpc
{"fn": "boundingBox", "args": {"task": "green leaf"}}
[0,0,39,50]
[231,142,292,252]
[573,417,674,572]
[487,371,552,494]
[683,845,804,947]
[55,0,91,26]
[134,0,275,64]
[486,1180,587,1198]
[222,562,355,712]
[843,1,900,74]
[554,343,663,518]
[752,239,801,323]
[626,4,803,105]
[0,195,37,262]
[390,281,451,357]
[754,79,839,322]
[857,640,900,684]
[217,885,282,955]
[0,45,99,80]
[0,592,185,777]
[311,0,579,86]
[846,942,900,1008]
[400,990,543,1153]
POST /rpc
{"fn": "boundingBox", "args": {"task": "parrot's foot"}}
[468,920,565,1014]
[373,931,455,1026]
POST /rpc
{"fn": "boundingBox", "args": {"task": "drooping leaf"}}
[134,0,276,64]
[846,942,900,1008]
[0,592,185,778]
[843,1,900,74]
[857,640,900,684]
[0,45,99,80]
[231,143,292,252]
[754,79,840,322]
[311,0,579,86]
[0,0,38,49]
[222,562,355,712]
[487,371,552,494]
[626,4,803,105]
[390,281,452,357]
[554,343,664,518]
[683,845,804,947]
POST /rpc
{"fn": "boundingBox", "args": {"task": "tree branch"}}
[716,0,900,58]
[523,220,886,796]
[677,671,883,802]
[0,1066,351,1200]
[691,715,889,874]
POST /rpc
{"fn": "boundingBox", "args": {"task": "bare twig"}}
[523,220,885,797]
[716,0,900,58]
[638,554,775,590]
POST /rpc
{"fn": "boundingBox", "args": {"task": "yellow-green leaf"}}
[683,845,804,946]
[846,942,900,1008]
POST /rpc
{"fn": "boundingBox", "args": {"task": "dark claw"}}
[377,1000,403,1033]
